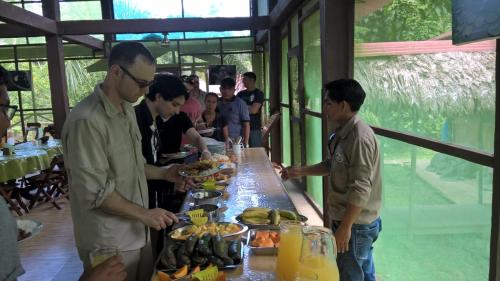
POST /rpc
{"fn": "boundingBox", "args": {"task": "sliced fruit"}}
[190,265,201,274]
[215,271,226,281]
[172,265,188,279]
[156,271,171,281]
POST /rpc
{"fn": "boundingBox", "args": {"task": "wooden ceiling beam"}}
[269,0,302,27]
[0,24,45,38]
[0,1,56,34]
[57,16,270,35]
[62,35,104,50]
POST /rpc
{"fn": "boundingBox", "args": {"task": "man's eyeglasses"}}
[119,65,154,89]
[0,104,17,120]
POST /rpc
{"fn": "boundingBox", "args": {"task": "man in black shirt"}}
[237,72,264,147]
[135,73,188,166]
[134,73,189,258]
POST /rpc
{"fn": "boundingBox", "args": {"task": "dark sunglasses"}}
[0,104,17,120]
[119,65,154,89]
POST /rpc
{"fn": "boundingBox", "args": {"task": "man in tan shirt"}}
[62,42,186,281]
[282,79,382,281]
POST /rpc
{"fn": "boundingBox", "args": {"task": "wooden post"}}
[490,38,500,281]
[42,0,69,138]
[319,0,355,227]
[268,26,282,164]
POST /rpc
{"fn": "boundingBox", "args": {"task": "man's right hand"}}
[280,166,302,180]
[140,208,179,230]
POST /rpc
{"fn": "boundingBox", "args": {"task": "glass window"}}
[65,59,106,107]
[0,38,27,46]
[354,0,495,153]
[305,115,323,207]
[185,31,251,39]
[222,37,254,52]
[281,107,291,167]
[23,3,43,16]
[223,53,252,76]
[116,33,184,41]
[179,39,220,54]
[0,46,15,61]
[302,11,322,112]
[374,136,491,281]
[257,0,268,16]
[60,1,102,20]
[183,0,250,18]
[114,0,182,19]
[280,37,289,104]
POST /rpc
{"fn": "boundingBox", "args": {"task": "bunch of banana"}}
[239,207,299,225]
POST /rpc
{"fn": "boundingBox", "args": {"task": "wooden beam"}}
[0,1,56,34]
[269,0,303,27]
[371,126,494,167]
[57,17,270,35]
[268,26,282,164]
[319,0,355,228]
[320,0,354,82]
[100,0,114,41]
[0,24,45,38]
[42,0,69,138]
[63,35,104,50]
[490,38,500,281]
[256,30,268,45]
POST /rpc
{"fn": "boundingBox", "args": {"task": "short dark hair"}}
[0,65,10,86]
[324,79,366,112]
[220,77,235,89]
[189,74,199,80]
[108,42,155,68]
[146,73,188,101]
[243,72,256,81]
[205,92,219,101]
[181,75,195,85]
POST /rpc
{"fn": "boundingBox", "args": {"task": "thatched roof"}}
[354,51,496,115]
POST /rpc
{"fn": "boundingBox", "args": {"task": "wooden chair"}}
[24,122,41,142]
[24,155,67,210]
[0,182,30,216]
[261,112,281,156]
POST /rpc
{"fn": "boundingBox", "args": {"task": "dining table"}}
[162,148,298,281]
[0,139,62,182]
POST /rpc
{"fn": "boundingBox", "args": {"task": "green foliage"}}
[355,0,452,42]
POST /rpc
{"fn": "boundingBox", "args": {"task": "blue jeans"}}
[332,217,382,281]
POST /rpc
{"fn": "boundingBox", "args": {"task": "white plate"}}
[197,127,216,135]
[16,219,43,243]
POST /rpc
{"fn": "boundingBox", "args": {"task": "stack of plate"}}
[203,137,226,155]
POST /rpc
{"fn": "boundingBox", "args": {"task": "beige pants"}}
[78,243,153,281]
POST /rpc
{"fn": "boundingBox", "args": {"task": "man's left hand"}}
[334,223,352,254]
[161,164,185,183]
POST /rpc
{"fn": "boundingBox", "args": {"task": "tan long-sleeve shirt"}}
[62,84,149,251]
[324,115,382,225]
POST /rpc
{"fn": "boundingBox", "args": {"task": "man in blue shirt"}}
[217,78,250,147]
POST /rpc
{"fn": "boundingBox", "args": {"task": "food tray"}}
[168,222,248,241]
[245,229,279,256]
